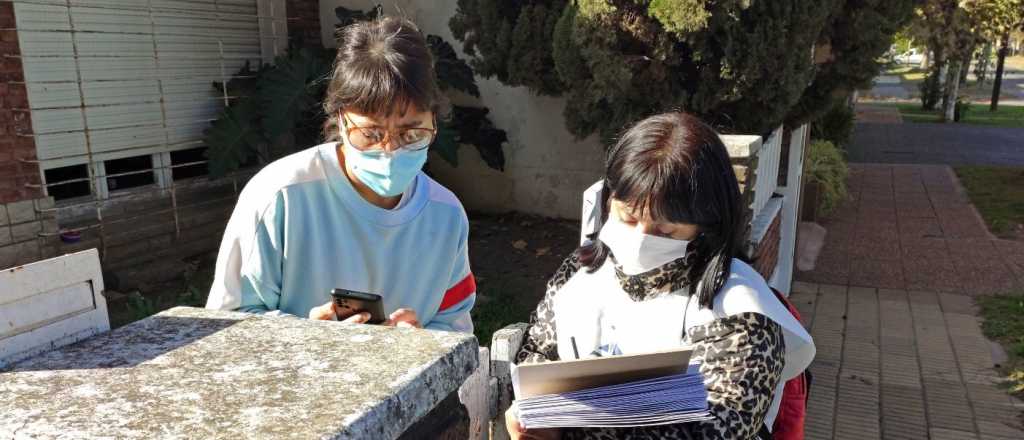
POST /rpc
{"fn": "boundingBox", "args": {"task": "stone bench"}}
[1,306,479,439]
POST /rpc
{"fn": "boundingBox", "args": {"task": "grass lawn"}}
[880,65,927,81]
[954,166,1024,237]
[978,294,1024,398]
[881,103,1024,128]
[901,72,927,81]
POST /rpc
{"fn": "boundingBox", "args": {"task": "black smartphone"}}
[330,289,386,324]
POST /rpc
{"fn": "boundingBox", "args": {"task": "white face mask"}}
[598,216,691,275]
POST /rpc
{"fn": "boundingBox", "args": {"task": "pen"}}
[570,336,580,359]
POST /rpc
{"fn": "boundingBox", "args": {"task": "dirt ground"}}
[105,212,582,344]
[464,213,581,343]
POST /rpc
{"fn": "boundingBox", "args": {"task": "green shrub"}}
[806,140,849,216]
[126,291,157,322]
[811,99,855,149]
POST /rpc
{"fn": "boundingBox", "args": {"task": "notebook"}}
[511,347,712,429]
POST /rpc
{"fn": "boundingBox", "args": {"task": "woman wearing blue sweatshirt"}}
[206,17,475,333]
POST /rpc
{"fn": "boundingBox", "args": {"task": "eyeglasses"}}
[340,111,437,152]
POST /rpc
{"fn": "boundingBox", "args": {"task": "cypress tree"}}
[452,1,914,140]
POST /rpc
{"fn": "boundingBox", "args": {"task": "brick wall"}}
[286,0,322,48]
[751,211,782,281]
[732,156,757,242]
[0,2,42,205]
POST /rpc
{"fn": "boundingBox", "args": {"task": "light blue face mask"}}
[343,142,428,197]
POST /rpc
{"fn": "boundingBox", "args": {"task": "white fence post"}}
[770,124,810,294]
[753,126,784,218]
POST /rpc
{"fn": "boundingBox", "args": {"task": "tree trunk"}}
[991,32,1010,112]
[940,62,951,112]
[921,49,930,70]
[944,61,961,123]
[958,45,974,86]
[976,43,992,86]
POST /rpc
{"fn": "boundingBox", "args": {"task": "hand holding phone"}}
[330,289,387,324]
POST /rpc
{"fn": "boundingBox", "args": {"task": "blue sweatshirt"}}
[206,143,475,333]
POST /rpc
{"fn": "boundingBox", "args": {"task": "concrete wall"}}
[319,0,606,220]
[55,177,240,287]
[0,197,58,269]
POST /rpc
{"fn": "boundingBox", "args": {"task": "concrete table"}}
[0,307,478,439]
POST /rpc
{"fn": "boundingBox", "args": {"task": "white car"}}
[894,48,925,65]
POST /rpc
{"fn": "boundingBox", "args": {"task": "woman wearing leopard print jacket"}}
[506,112,815,440]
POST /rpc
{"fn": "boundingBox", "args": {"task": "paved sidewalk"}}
[797,164,1024,293]
[790,283,1023,440]
[794,164,1024,439]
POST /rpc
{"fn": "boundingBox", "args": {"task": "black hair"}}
[578,112,748,308]
[322,16,442,142]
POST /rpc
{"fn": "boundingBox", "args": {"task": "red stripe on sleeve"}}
[439,274,476,311]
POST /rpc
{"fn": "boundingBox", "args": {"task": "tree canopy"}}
[451,0,915,141]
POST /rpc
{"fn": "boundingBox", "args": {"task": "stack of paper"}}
[515,372,712,429]
[511,347,711,429]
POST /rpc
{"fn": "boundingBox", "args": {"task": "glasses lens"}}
[348,127,386,149]
[399,129,434,151]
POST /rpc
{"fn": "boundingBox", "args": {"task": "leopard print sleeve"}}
[563,312,785,440]
[514,253,582,364]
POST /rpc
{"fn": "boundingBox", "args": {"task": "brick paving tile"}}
[899,216,944,239]
[930,428,979,440]
[859,207,898,224]
[992,240,1024,261]
[897,203,938,219]
[798,160,1022,440]
[895,190,931,203]
[972,402,1024,434]
[824,202,861,223]
[903,256,964,293]
[796,252,851,285]
[956,264,1022,296]
[881,355,922,386]
[806,390,837,440]
[940,218,993,239]
[975,420,1024,439]
[947,239,1003,266]
[850,234,901,259]
[966,384,1013,404]
[855,223,900,244]
[939,293,977,314]
[822,222,856,251]
[895,182,928,195]
[850,258,906,289]
[907,289,942,304]
[929,193,972,208]
[923,379,977,432]
[901,236,951,259]
[882,385,929,439]
[792,281,819,294]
